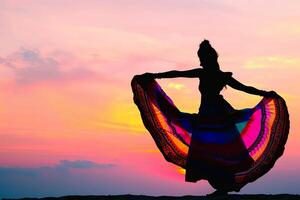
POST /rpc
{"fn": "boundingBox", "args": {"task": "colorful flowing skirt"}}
[131,75,289,191]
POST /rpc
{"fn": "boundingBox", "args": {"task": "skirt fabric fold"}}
[131,76,289,191]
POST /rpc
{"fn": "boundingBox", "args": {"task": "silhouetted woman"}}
[131,40,289,196]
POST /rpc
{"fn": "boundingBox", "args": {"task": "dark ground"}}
[3,194,300,200]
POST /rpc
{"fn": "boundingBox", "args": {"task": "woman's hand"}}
[134,72,154,78]
[133,72,155,82]
[142,72,155,78]
[265,90,280,98]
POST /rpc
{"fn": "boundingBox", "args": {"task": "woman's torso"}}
[197,69,234,119]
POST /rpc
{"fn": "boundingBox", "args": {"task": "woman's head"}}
[197,40,220,70]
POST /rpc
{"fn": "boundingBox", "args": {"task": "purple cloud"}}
[1,47,94,85]
[57,160,117,169]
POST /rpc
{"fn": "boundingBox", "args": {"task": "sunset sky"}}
[0,0,300,198]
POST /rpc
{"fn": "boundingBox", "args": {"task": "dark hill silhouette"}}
[3,194,300,200]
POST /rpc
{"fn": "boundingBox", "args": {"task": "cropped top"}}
[199,70,233,98]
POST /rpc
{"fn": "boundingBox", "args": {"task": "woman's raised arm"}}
[227,76,278,97]
[144,68,201,79]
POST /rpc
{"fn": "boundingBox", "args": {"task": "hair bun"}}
[200,39,211,48]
